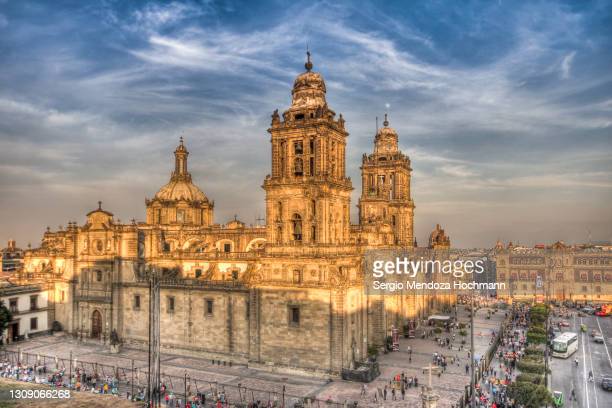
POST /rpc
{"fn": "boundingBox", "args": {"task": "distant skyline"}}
[1,0,611,248]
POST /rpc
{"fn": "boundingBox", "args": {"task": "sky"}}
[0,0,611,249]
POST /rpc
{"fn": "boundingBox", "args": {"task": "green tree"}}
[0,300,12,344]
[507,382,553,408]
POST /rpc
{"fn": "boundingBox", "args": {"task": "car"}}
[552,390,564,407]
[559,321,570,327]
[596,310,609,317]
[594,335,605,344]
[582,307,595,314]
[591,329,600,337]
[602,376,612,391]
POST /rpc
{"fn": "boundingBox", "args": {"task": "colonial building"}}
[495,241,612,303]
[18,54,453,377]
[2,240,24,273]
[0,282,49,343]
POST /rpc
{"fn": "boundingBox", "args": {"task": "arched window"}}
[294,158,303,176]
[292,214,302,241]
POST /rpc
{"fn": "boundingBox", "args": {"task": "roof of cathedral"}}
[374,113,399,154]
[289,51,328,110]
[154,179,208,202]
[152,138,209,203]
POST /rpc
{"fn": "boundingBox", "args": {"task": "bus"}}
[552,332,578,358]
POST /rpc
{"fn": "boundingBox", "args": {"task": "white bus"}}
[551,332,578,358]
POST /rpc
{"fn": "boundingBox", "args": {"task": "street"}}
[550,314,612,408]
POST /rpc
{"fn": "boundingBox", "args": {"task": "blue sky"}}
[0,0,611,248]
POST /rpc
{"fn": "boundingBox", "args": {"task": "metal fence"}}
[1,349,345,407]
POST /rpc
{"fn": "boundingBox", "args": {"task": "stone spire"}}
[172,136,190,182]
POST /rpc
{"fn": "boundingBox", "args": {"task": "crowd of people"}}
[0,359,132,396]
[471,303,530,408]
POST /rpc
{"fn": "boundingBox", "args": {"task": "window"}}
[582,286,587,292]
[292,214,302,241]
[309,157,314,175]
[293,270,302,284]
[134,295,141,310]
[30,295,38,311]
[595,286,601,292]
[195,269,202,278]
[168,296,175,313]
[580,272,588,281]
[163,242,171,252]
[206,299,214,316]
[294,157,303,176]
[177,209,185,223]
[289,305,300,327]
[223,243,231,253]
[294,141,303,154]
[246,300,250,320]
[276,226,283,244]
[96,270,102,282]
[311,226,316,243]
[30,317,38,331]
[231,270,239,280]
[294,113,304,121]
[556,273,563,281]
[309,138,314,153]
[9,298,17,313]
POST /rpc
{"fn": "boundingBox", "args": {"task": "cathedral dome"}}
[151,137,208,203]
[374,114,399,153]
[154,179,208,202]
[290,51,327,109]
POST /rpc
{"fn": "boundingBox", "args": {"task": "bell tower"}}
[358,114,415,245]
[263,52,353,245]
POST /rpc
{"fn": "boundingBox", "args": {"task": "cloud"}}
[0,0,611,248]
[561,51,576,79]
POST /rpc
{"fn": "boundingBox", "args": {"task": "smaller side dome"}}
[374,113,399,154]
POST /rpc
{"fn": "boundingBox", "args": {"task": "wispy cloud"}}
[0,0,610,247]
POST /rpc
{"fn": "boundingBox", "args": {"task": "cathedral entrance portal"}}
[91,310,102,339]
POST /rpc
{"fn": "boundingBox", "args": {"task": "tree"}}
[0,300,13,344]
[507,382,553,408]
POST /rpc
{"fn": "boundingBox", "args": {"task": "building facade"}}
[495,241,612,304]
[0,283,49,343]
[2,240,24,273]
[18,55,454,376]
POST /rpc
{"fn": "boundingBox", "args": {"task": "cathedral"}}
[20,53,454,376]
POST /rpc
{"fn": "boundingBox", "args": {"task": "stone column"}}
[420,386,439,408]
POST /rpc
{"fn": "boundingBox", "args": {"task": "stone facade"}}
[18,54,454,377]
[495,241,612,303]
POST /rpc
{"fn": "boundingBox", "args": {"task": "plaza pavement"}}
[2,305,505,407]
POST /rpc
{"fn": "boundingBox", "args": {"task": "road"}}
[549,313,612,408]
